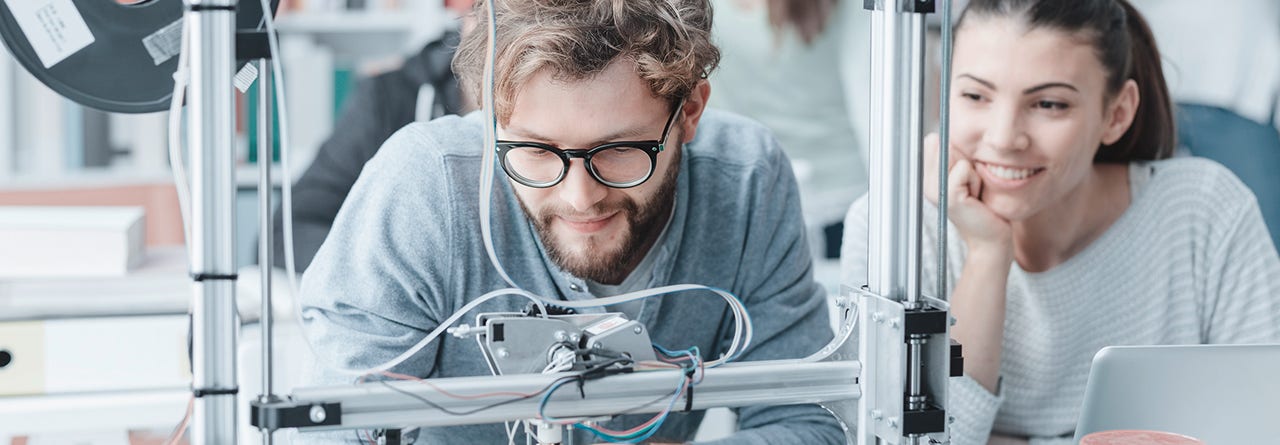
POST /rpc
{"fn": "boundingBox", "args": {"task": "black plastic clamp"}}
[250,400,343,431]
[864,0,935,13]
[903,306,949,340]
[950,339,964,377]
[906,0,936,13]
[901,402,947,435]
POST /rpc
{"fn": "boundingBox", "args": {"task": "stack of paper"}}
[0,247,190,322]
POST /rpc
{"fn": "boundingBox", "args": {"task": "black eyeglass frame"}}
[495,100,684,189]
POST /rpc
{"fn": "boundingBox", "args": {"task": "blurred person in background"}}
[708,0,872,272]
[267,0,476,271]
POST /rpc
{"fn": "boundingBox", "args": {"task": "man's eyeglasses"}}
[496,100,683,189]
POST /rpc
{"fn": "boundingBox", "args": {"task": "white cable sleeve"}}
[167,13,192,253]
[258,0,302,308]
[330,287,548,376]
[479,0,518,288]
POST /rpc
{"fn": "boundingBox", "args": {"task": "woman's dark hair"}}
[956,0,1175,161]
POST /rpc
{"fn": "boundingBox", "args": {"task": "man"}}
[299,0,842,443]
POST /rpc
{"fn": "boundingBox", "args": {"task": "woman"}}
[840,1,1280,444]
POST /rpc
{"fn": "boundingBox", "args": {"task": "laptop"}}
[1074,344,1280,444]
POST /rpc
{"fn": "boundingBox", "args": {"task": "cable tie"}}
[188,4,236,11]
[191,386,239,397]
[684,384,694,413]
[191,272,238,282]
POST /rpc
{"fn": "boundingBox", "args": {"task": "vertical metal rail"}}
[938,0,954,302]
[256,59,277,445]
[904,9,930,441]
[186,1,239,443]
[862,0,935,443]
[866,1,921,309]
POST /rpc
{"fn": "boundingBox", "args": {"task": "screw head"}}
[888,417,899,429]
[633,326,644,335]
[554,330,568,341]
[309,405,327,423]
[496,348,510,358]
[872,409,883,420]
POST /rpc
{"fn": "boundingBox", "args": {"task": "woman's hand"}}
[923,133,1014,394]
[923,133,1013,256]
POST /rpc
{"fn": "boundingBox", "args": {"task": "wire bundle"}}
[537,344,704,444]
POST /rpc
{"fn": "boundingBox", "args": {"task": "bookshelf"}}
[0,5,451,267]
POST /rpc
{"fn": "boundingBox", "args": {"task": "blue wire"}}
[540,346,699,443]
[576,367,688,443]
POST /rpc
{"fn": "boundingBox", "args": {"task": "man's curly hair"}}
[453,0,721,124]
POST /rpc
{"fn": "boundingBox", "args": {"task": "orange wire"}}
[163,397,194,445]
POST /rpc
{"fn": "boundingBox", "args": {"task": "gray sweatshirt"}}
[299,109,844,444]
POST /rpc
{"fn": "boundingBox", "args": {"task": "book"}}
[0,206,145,278]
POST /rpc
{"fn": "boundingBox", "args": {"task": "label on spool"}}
[3,0,95,69]
[142,18,182,66]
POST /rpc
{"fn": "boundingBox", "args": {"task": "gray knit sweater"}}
[841,157,1280,445]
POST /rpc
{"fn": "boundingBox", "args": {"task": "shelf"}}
[274,11,417,35]
[272,10,452,61]
[0,388,189,436]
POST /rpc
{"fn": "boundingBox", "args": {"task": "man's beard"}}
[518,154,679,285]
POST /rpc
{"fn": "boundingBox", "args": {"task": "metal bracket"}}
[250,399,342,431]
[856,286,907,444]
[819,286,864,445]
